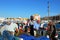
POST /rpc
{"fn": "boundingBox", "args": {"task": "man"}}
[30,15,34,36]
[2,21,18,40]
[0,21,8,35]
[34,20,40,37]
[47,21,56,40]
[40,22,46,36]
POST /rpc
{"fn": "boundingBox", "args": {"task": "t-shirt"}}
[34,21,40,30]
[5,22,18,32]
[40,23,45,28]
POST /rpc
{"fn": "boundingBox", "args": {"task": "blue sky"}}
[0,0,60,18]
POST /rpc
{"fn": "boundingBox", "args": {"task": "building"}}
[41,14,60,23]
[33,14,40,21]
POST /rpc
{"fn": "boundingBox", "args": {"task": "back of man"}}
[5,22,18,34]
[2,22,18,40]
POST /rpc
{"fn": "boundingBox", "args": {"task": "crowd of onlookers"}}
[0,15,58,40]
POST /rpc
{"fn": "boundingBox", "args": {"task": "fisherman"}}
[34,20,40,37]
[30,15,34,36]
[40,22,46,36]
[47,21,56,40]
[2,21,18,40]
[25,19,30,33]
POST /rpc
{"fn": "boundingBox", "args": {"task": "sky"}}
[0,0,60,18]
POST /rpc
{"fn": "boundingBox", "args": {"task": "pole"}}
[48,1,50,21]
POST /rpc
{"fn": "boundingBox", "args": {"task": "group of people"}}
[0,15,57,40]
[16,15,57,40]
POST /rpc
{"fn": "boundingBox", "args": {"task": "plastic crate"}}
[18,34,35,40]
[37,36,50,40]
